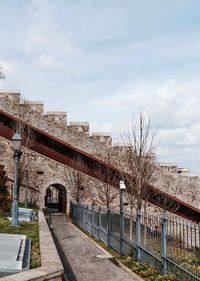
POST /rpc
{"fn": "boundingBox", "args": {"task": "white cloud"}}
[35,54,62,70]
[1,1,200,174]
[22,1,81,58]
[70,78,200,173]
[90,121,115,134]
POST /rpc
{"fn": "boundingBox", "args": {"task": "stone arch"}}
[39,178,68,213]
[45,184,67,213]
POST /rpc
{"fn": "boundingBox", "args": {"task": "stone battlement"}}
[70,122,89,134]
[0,91,112,147]
[45,111,67,124]
[92,132,112,146]
[24,100,44,114]
[0,91,199,210]
[0,92,20,104]
[47,111,67,115]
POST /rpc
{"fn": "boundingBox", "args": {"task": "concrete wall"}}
[0,211,64,281]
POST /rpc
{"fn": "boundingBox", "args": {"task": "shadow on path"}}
[48,219,78,281]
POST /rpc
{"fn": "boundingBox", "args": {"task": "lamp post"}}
[119,180,126,255]
[11,132,22,227]
[24,169,28,208]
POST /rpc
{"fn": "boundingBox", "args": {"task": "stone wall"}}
[0,92,112,152]
[154,167,200,209]
[0,91,199,210]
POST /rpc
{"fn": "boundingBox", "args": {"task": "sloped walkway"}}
[51,214,143,281]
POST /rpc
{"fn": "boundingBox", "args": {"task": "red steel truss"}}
[0,110,199,223]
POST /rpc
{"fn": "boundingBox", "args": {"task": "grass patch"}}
[0,212,40,269]
[120,256,175,281]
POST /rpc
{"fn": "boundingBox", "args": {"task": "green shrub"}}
[122,256,175,281]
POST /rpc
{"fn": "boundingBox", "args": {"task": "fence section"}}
[71,203,200,281]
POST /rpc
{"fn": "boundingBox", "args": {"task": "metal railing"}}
[71,203,200,281]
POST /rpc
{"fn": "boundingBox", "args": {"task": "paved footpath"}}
[51,214,143,281]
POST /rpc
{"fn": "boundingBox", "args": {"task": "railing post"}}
[74,203,77,224]
[98,207,101,240]
[119,180,126,255]
[82,205,84,228]
[80,204,83,227]
[77,203,80,225]
[69,201,73,221]
[71,203,73,222]
[83,205,86,229]
[79,204,81,226]
[120,204,124,255]
[161,212,168,274]
[85,205,87,230]
[136,209,141,260]
[86,205,89,231]
[107,208,111,246]
[91,204,94,236]
[75,203,77,224]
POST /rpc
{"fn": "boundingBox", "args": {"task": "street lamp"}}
[24,169,28,208]
[119,180,126,255]
[11,132,22,227]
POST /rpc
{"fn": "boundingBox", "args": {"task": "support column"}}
[107,208,111,246]
[161,212,168,274]
[120,188,125,255]
[136,209,141,260]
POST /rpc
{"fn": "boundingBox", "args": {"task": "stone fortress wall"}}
[0,91,120,210]
[0,91,199,210]
[0,91,112,152]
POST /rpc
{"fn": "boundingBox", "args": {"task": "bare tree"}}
[0,66,5,79]
[62,156,90,204]
[0,164,10,213]
[187,181,199,206]
[121,112,158,241]
[93,150,119,208]
[154,171,181,213]
[11,100,36,202]
[14,99,35,146]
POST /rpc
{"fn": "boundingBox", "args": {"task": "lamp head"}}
[12,132,22,150]
[119,180,126,190]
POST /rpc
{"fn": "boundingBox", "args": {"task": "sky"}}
[1,0,200,174]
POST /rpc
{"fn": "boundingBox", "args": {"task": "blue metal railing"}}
[71,203,200,281]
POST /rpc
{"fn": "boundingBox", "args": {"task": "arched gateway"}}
[45,184,67,213]
[39,179,68,214]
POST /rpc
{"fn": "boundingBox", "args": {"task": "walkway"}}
[51,214,143,281]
